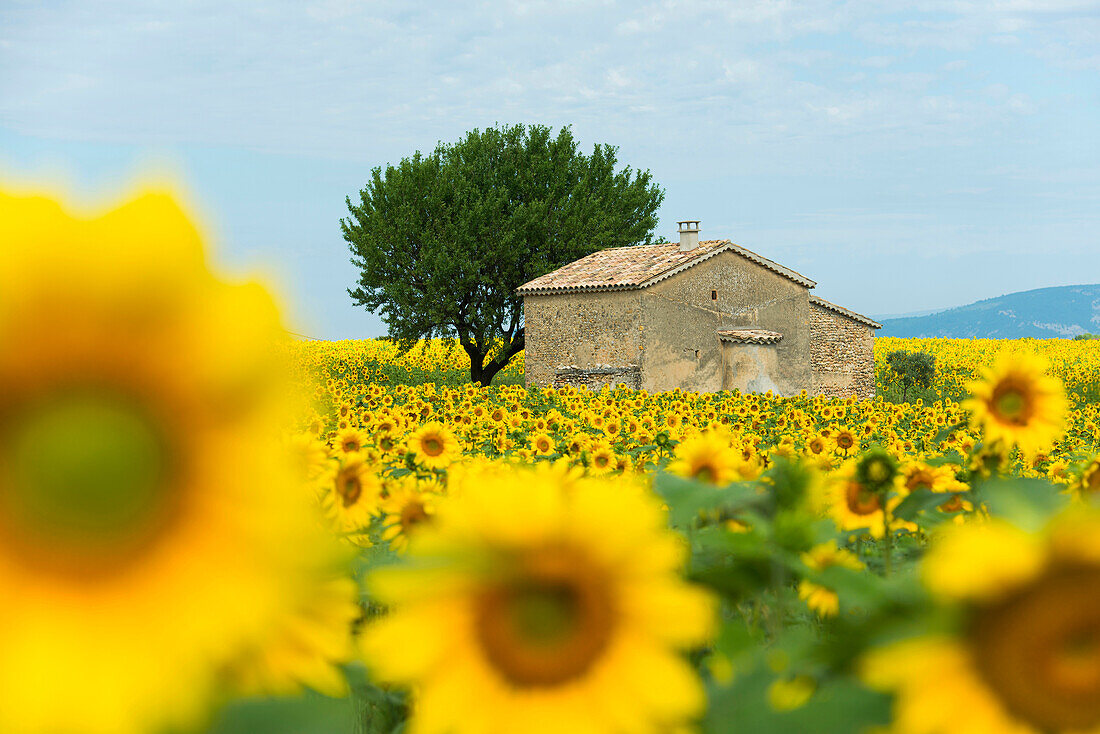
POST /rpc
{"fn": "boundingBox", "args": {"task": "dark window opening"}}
[711,290,718,300]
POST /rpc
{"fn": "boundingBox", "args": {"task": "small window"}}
[694,350,700,359]
[711,290,718,300]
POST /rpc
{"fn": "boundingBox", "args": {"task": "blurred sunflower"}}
[864,510,1100,734]
[1073,455,1100,499]
[826,464,913,538]
[288,431,330,487]
[897,460,964,496]
[228,576,361,697]
[668,432,740,486]
[378,478,439,553]
[798,541,864,617]
[361,468,714,734]
[963,352,1067,456]
[0,188,345,734]
[324,452,382,543]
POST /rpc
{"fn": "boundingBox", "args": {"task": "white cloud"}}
[0,0,1096,172]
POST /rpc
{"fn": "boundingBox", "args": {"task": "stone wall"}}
[522,290,643,388]
[552,365,641,390]
[641,251,811,395]
[809,302,876,399]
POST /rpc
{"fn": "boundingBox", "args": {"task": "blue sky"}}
[3,0,1098,339]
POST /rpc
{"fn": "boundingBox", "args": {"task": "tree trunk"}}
[462,342,489,386]
[463,335,524,386]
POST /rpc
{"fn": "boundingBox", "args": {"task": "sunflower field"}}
[4,187,1100,734]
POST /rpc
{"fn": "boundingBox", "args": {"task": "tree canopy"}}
[886,349,936,403]
[341,123,664,385]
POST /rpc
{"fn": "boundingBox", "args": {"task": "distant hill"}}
[879,284,1100,339]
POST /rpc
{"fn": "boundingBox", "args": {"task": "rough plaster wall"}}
[809,303,876,399]
[640,252,811,395]
[721,343,781,393]
[522,291,643,388]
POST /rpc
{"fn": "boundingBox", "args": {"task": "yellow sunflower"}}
[805,435,834,469]
[0,188,346,734]
[963,352,1067,456]
[361,467,715,734]
[825,463,914,538]
[409,422,461,469]
[833,427,859,455]
[863,510,1100,734]
[587,441,617,475]
[668,432,741,486]
[334,426,369,455]
[530,432,555,457]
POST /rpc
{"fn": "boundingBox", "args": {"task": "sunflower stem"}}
[882,508,893,578]
[771,557,787,641]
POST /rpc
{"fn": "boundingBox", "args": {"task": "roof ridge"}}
[635,240,816,290]
[516,238,817,295]
[631,239,730,286]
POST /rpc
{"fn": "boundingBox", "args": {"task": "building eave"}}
[810,295,883,329]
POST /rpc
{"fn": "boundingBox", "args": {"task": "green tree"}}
[342,124,664,385]
[885,350,936,403]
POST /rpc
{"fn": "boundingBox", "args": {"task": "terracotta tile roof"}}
[516,240,816,295]
[810,295,882,329]
[717,329,784,345]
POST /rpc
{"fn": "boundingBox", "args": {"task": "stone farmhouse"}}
[517,221,881,398]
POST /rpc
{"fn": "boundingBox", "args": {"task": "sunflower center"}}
[845,482,881,516]
[0,392,174,573]
[694,464,717,484]
[906,472,934,493]
[939,495,964,513]
[1085,465,1100,494]
[422,437,444,457]
[971,565,1100,731]
[399,500,429,531]
[339,474,362,507]
[991,384,1032,426]
[866,460,891,484]
[475,547,615,688]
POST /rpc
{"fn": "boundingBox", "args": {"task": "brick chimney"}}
[677,220,700,251]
